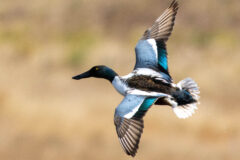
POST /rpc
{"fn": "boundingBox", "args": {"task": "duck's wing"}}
[134,0,178,78]
[114,94,157,157]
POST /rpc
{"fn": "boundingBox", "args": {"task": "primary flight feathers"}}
[142,0,179,41]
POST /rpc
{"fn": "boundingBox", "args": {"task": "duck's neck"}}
[101,67,118,82]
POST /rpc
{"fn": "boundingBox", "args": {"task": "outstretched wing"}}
[134,0,179,77]
[114,94,157,157]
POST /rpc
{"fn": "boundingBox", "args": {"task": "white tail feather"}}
[173,78,200,119]
[173,103,198,119]
[177,78,200,101]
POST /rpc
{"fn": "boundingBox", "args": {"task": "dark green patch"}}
[133,97,157,118]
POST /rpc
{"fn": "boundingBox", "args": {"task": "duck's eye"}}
[95,67,99,71]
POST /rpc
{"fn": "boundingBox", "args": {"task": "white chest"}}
[112,76,128,96]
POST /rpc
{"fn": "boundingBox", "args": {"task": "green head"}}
[72,65,118,82]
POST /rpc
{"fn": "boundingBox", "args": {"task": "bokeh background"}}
[0,0,239,159]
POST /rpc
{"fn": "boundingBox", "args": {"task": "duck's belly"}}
[112,75,177,98]
[126,75,176,94]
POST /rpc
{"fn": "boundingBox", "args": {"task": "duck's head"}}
[72,65,118,82]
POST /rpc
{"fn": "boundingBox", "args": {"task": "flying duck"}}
[73,0,199,157]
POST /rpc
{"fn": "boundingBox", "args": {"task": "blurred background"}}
[0,0,239,159]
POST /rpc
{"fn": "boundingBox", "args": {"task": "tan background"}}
[0,0,239,159]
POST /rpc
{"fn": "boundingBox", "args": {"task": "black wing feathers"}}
[114,117,144,157]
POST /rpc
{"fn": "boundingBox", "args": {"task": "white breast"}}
[112,76,128,96]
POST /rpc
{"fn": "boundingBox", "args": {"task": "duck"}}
[73,0,199,157]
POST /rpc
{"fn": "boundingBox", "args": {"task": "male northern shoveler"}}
[73,0,199,157]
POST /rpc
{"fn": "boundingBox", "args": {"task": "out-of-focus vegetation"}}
[0,0,239,160]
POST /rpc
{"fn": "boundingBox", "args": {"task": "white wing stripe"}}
[146,39,158,62]
[124,102,143,119]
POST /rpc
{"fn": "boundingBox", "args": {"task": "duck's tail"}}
[172,78,200,119]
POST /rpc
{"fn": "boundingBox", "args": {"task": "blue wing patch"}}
[158,48,168,70]
[134,40,159,70]
[156,40,170,76]
[133,97,157,118]
[134,39,171,80]
[114,94,146,118]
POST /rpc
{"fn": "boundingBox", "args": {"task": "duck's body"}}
[73,0,200,157]
[113,68,197,105]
